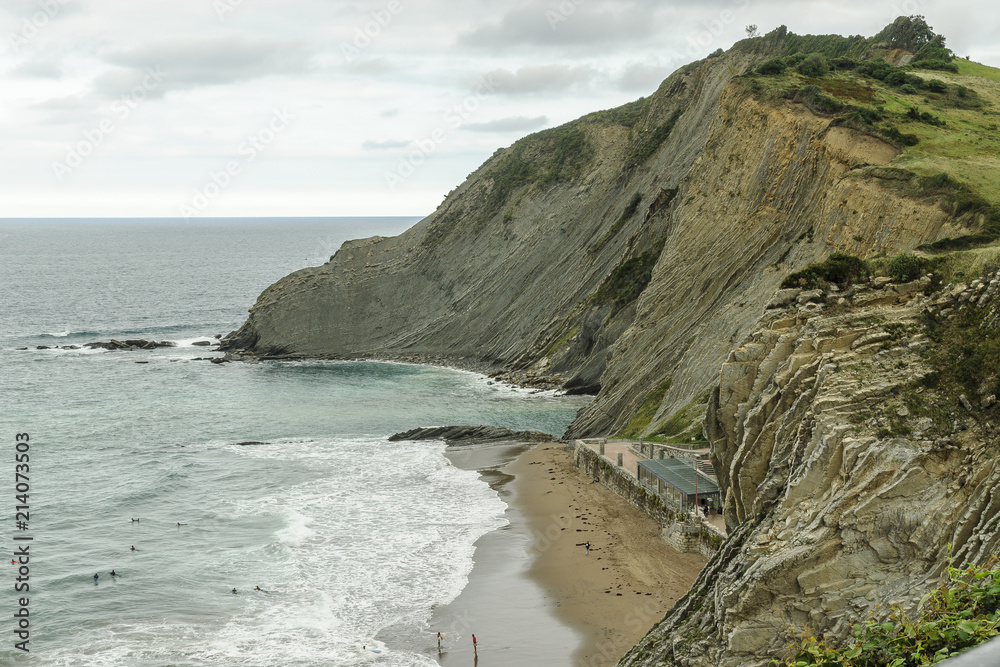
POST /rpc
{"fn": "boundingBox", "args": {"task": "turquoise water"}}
[0,219,589,666]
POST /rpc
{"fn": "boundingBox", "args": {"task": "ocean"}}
[0,219,590,666]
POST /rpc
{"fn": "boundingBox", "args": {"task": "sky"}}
[0,0,997,219]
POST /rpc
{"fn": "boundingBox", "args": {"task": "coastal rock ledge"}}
[389,425,555,445]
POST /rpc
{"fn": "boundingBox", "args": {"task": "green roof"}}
[639,458,720,497]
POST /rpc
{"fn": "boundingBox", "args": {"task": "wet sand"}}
[427,442,706,666]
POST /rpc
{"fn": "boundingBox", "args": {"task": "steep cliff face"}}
[221,50,747,392]
[222,30,992,441]
[620,272,1000,666]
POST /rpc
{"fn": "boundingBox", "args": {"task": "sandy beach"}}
[423,442,706,666]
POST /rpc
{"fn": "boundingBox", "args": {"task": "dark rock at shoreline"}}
[85,339,177,351]
[192,340,213,346]
[389,425,557,445]
[234,441,266,446]
[36,345,50,350]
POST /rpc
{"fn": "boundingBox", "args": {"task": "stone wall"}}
[574,443,720,556]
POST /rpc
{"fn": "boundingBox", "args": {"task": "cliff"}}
[222,25,998,443]
[220,19,1000,664]
[621,264,1000,665]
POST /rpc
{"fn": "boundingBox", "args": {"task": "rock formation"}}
[621,272,1000,665]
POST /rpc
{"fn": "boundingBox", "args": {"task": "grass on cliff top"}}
[774,557,1000,666]
[740,59,1000,209]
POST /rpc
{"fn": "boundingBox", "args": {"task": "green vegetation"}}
[626,110,683,169]
[592,235,668,310]
[923,293,1000,401]
[774,558,1000,665]
[781,254,870,289]
[797,54,829,77]
[886,254,925,282]
[650,389,712,443]
[589,192,643,253]
[622,378,672,438]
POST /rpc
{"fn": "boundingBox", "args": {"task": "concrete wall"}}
[574,443,720,556]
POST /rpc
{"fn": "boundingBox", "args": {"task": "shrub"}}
[888,254,924,282]
[757,57,787,75]
[786,52,807,67]
[831,56,859,70]
[881,125,920,146]
[781,253,869,289]
[926,78,949,93]
[957,85,969,98]
[797,53,829,77]
[900,83,919,95]
[856,58,894,81]
[775,558,1000,666]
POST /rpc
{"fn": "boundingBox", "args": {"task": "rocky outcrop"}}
[85,339,177,350]
[388,425,555,445]
[620,273,1000,666]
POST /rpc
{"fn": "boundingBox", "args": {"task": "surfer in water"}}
[109,570,118,577]
[130,545,136,551]
[130,518,139,522]
[254,586,268,593]
[176,522,187,526]
[231,588,238,595]
[93,573,99,583]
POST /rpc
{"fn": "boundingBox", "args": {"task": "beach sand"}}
[422,442,706,666]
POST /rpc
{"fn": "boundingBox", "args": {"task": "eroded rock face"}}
[220,46,956,441]
[620,276,1000,666]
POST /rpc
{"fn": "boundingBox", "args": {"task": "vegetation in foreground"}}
[774,558,1000,666]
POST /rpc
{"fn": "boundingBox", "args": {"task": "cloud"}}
[462,115,549,133]
[362,139,410,150]
[456,1,662,52]
[616,61,680,91]
[8,57,63,78]
[98,34,314,95]
[481,64,601,95]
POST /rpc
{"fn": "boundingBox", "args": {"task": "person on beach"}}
[472,634,477,656]
[585,541,590,555]
[436,632,442,650]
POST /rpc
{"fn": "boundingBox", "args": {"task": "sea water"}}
[0,219,589,666]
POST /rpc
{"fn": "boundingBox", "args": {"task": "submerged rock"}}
[389,425,555,445]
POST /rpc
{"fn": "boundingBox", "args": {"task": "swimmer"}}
[130,545,136,551]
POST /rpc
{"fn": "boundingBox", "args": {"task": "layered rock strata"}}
[621,273,1000,666]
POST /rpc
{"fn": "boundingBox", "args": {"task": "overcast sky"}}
[1,0,996,218]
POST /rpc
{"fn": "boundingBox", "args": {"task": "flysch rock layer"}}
[620,274,1000,666]
[220,42,959,439]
